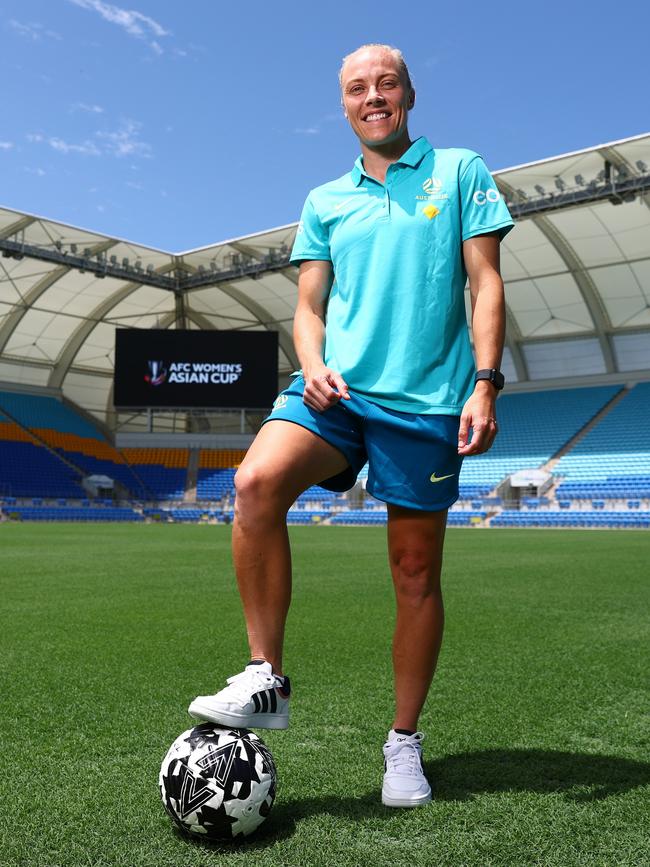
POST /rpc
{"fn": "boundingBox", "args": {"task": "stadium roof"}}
[1,132,650,428]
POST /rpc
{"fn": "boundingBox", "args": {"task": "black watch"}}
[475,368,505,391]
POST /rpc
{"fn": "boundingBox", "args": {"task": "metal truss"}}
[0,237,293,291]
[503,165,650,219]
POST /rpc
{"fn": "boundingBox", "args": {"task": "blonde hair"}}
[338,44,413,91]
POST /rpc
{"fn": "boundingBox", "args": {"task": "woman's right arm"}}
[293,260,350,412]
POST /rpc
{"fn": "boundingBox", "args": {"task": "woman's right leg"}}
[232,420,349,674]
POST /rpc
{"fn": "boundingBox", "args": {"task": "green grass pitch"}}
[1,524,649,867]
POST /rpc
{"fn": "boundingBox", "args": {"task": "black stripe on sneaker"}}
[259,691,268,713]
[252,692,261,712]
[269,689,277,712]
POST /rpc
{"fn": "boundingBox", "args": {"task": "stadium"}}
[3,131,649,867]
[1,133,650,528]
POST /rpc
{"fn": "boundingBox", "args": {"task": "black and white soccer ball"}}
[159,724,277,841]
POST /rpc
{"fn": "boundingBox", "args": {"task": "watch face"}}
[476,369,504,389]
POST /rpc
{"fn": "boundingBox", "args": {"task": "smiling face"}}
[340,46,415,149]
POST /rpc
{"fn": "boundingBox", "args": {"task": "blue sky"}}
[1,0,647,251]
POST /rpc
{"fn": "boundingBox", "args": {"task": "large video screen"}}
[114,329,279,409]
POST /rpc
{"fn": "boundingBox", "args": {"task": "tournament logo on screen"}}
[164,362,243,385]
[144,360,167,386]
[114,329,278,409]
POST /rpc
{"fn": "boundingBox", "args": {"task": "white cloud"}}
[96,119,151,158]
[68,0,169,52]
[0,141,14,150]
[27,120,151,160]
[25,167,47,176]
[8,19,63,41]
[49,137,101,156]
[293,113,345,136]
[71,102,105,114]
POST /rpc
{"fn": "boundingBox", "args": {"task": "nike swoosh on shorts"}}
[429,472,455,483]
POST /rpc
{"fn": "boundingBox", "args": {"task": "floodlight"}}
[534,184,546,196]
[575,174,585,186]
[122,257,129,268]
[636,160,648,172]
[70,243,78,254]
[110,255,117,265]
[554,178,566,192]
[516,188,527,200]
[146,264,154,275]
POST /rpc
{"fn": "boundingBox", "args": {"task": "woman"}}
[189,43,513,807]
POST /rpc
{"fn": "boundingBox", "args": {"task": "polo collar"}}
[351,136,433,186]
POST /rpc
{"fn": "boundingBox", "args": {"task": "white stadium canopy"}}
[1,132,649,430]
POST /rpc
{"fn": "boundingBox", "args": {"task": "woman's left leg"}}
[386,503,448,732]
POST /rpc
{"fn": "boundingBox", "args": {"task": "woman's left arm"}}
[457,232,506,456]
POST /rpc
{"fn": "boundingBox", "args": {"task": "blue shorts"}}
[262,375,463,512]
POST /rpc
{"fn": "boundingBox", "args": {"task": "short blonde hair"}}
[338,44,413,91]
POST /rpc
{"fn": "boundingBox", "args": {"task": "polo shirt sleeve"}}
[290,195,331,264]
[459,154,514,242]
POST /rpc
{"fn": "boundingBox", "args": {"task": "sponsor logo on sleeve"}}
[472,188,502,205]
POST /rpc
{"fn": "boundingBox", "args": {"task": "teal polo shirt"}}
[290,136,514,415]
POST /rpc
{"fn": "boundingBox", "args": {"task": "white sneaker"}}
[188,661,290,729]
[382,730,432,807]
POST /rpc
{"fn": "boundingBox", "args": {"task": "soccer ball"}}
[159,723,277,840]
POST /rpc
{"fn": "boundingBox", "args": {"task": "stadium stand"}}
[554,382,650,501]
[1,381,649,529]
[121,448,188,500]
[456,385,622,497]
[492,510,650,529]
[0,416,85,498]
[3,505,144,522]
[196,449,246,501]
[0,391,149,499]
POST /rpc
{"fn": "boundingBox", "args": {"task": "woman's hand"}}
[302,366,350,412]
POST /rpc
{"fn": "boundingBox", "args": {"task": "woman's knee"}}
[234,463,292,519]
[391,549,442,603]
